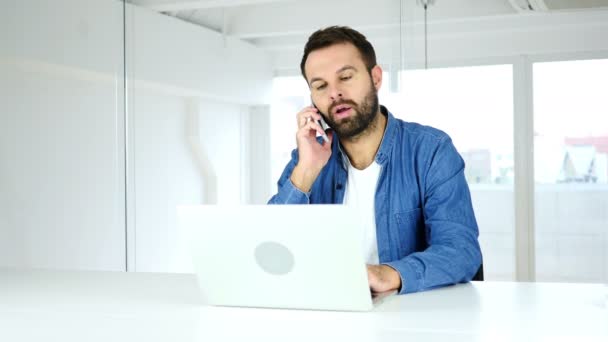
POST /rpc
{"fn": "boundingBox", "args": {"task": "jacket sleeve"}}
[267,149,310,204]
[384,137,482,294]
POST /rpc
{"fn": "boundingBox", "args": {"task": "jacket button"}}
[336,184,343,190]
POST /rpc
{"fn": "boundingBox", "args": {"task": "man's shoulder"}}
[393,117,450,143]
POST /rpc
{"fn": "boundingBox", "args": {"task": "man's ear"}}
[371,65,383,91]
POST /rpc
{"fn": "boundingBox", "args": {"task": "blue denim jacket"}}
[268,106,482,294]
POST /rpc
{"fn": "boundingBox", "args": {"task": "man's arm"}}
[268,106,334,205]
[268,149,311,204]
[383,137,482,294]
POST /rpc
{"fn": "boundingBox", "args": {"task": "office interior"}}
[1,0,607,340]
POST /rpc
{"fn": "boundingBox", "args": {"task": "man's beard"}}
[323,84,379,140]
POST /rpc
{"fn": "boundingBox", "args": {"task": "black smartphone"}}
[312,103,330,142]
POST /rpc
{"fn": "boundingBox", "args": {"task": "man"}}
[268,26,482,295]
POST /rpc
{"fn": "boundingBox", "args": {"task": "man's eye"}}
[340,75,352,81]
[316,84,327,90]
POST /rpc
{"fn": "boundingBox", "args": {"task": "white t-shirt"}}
[342,159,381,265]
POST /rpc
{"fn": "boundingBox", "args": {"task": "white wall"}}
[126,3,273,272]
[0,0,126,270]
[130,91,273,272]
[246,105,273,205]
[0,0,273,271]
[132,90,247,272]
[127,3,273,104]
[131,92,200,273]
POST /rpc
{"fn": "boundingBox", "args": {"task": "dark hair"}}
[300,26,377,81]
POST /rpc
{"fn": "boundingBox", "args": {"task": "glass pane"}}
[533,58,608,283]
[384,65,515,280]
[0,0,126,270]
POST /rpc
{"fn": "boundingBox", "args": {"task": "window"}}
[533,58,608,283]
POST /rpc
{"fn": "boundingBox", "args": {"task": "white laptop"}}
[177,204,396,311]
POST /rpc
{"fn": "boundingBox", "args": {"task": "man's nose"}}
[328,84,343,101]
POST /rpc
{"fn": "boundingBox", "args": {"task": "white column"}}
[513,56,536,282]
[245,105,272,204]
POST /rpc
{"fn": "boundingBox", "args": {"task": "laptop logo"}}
[254,241,295,275]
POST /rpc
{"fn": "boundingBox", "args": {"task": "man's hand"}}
[290,106,333,192]
[367,264,402,293]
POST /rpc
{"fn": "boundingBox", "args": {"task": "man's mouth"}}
[333,104,353,119]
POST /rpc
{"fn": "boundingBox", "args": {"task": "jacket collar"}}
[374,105,396,165]
[334,105,396,169]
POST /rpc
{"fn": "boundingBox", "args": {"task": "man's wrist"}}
[383,264,403,292]
[290,165,320,192]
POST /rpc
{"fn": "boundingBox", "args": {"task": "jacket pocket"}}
[395,208,423,226]
[393,208,424,256]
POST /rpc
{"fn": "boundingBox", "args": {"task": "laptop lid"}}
[178,204,375,311]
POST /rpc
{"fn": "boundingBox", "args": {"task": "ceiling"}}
[126,0,608,74]
[128,0,518,41]
[127,0,608,43]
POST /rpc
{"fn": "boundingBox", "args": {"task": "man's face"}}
[304,43,382,139]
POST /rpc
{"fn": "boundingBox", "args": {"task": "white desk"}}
[1,269,606,341]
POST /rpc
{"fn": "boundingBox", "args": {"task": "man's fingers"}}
[367,265,386,292]
[299,114,322,128]
[367,268,379,292]
[297,108,322,128]
[367,265,400,293]
[297,120,325,139]
[366,265,377,282]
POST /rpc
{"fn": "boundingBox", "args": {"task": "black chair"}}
[472,263,484,281]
